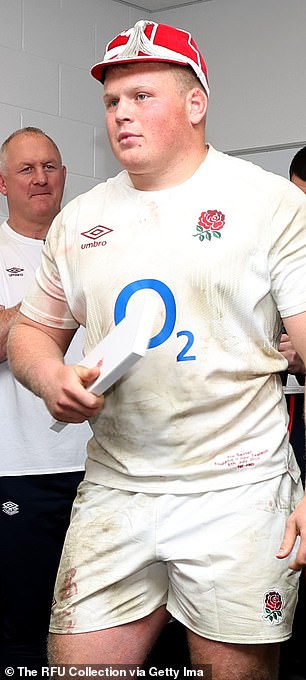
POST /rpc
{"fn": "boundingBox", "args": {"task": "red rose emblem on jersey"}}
[199,210,225,231]
[194,210,225,241]
[263,590,283,624]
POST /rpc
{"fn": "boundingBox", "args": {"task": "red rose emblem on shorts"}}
[194,209,225,241]
[263,590,283,624]
[265,591,282,612]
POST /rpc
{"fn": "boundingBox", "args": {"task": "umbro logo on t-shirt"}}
[6,267,24,276]
[81,225,113,250]
[81,225,113,240]
[2,501,19,515]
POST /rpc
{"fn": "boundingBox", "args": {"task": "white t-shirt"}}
[0,221,90,475]
[20,147,306,492]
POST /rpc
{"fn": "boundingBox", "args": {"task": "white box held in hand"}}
[50,294,158,432]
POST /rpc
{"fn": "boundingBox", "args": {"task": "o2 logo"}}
[114,279,195,362]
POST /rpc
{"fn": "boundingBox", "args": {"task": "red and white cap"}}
[91,20,210,96]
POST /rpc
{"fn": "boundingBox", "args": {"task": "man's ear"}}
[0,172,8,197]
[187,88,208,125]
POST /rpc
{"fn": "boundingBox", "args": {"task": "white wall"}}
[1,0,305,222]
[152,0,306,154]
[0,0,144,222]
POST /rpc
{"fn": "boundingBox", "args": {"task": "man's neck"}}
[129,144,209,192]
[7,217,50,240]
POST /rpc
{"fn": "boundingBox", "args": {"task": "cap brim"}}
[91,56,190,83]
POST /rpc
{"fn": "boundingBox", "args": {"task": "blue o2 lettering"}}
[177,330,196,362]
[114,279,175,349]
[114,279,195,360]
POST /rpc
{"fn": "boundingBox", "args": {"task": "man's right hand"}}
[39,361,105,423]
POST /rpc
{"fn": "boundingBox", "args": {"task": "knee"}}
[47,633,58,665]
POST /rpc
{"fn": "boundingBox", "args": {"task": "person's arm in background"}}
[279,331,305,379]
[277,311,306,569]
[0,303,21,362]
[8,312,104,422]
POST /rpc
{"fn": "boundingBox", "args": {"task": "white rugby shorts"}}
[50,473,303,643]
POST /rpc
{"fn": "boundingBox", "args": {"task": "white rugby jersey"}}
[21,146,306,491]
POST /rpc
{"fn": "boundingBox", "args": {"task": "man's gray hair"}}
[0,126,63,172]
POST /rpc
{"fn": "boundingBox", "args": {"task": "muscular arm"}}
[8,313,104,422]
[0,303,21,362]
[277,311,306,569]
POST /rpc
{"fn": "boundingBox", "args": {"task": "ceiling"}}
[116,0,211,13]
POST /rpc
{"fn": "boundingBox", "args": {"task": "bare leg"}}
[48,605,170,665]
[187,630,280,680]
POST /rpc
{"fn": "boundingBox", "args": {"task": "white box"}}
[51,294,158,432]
